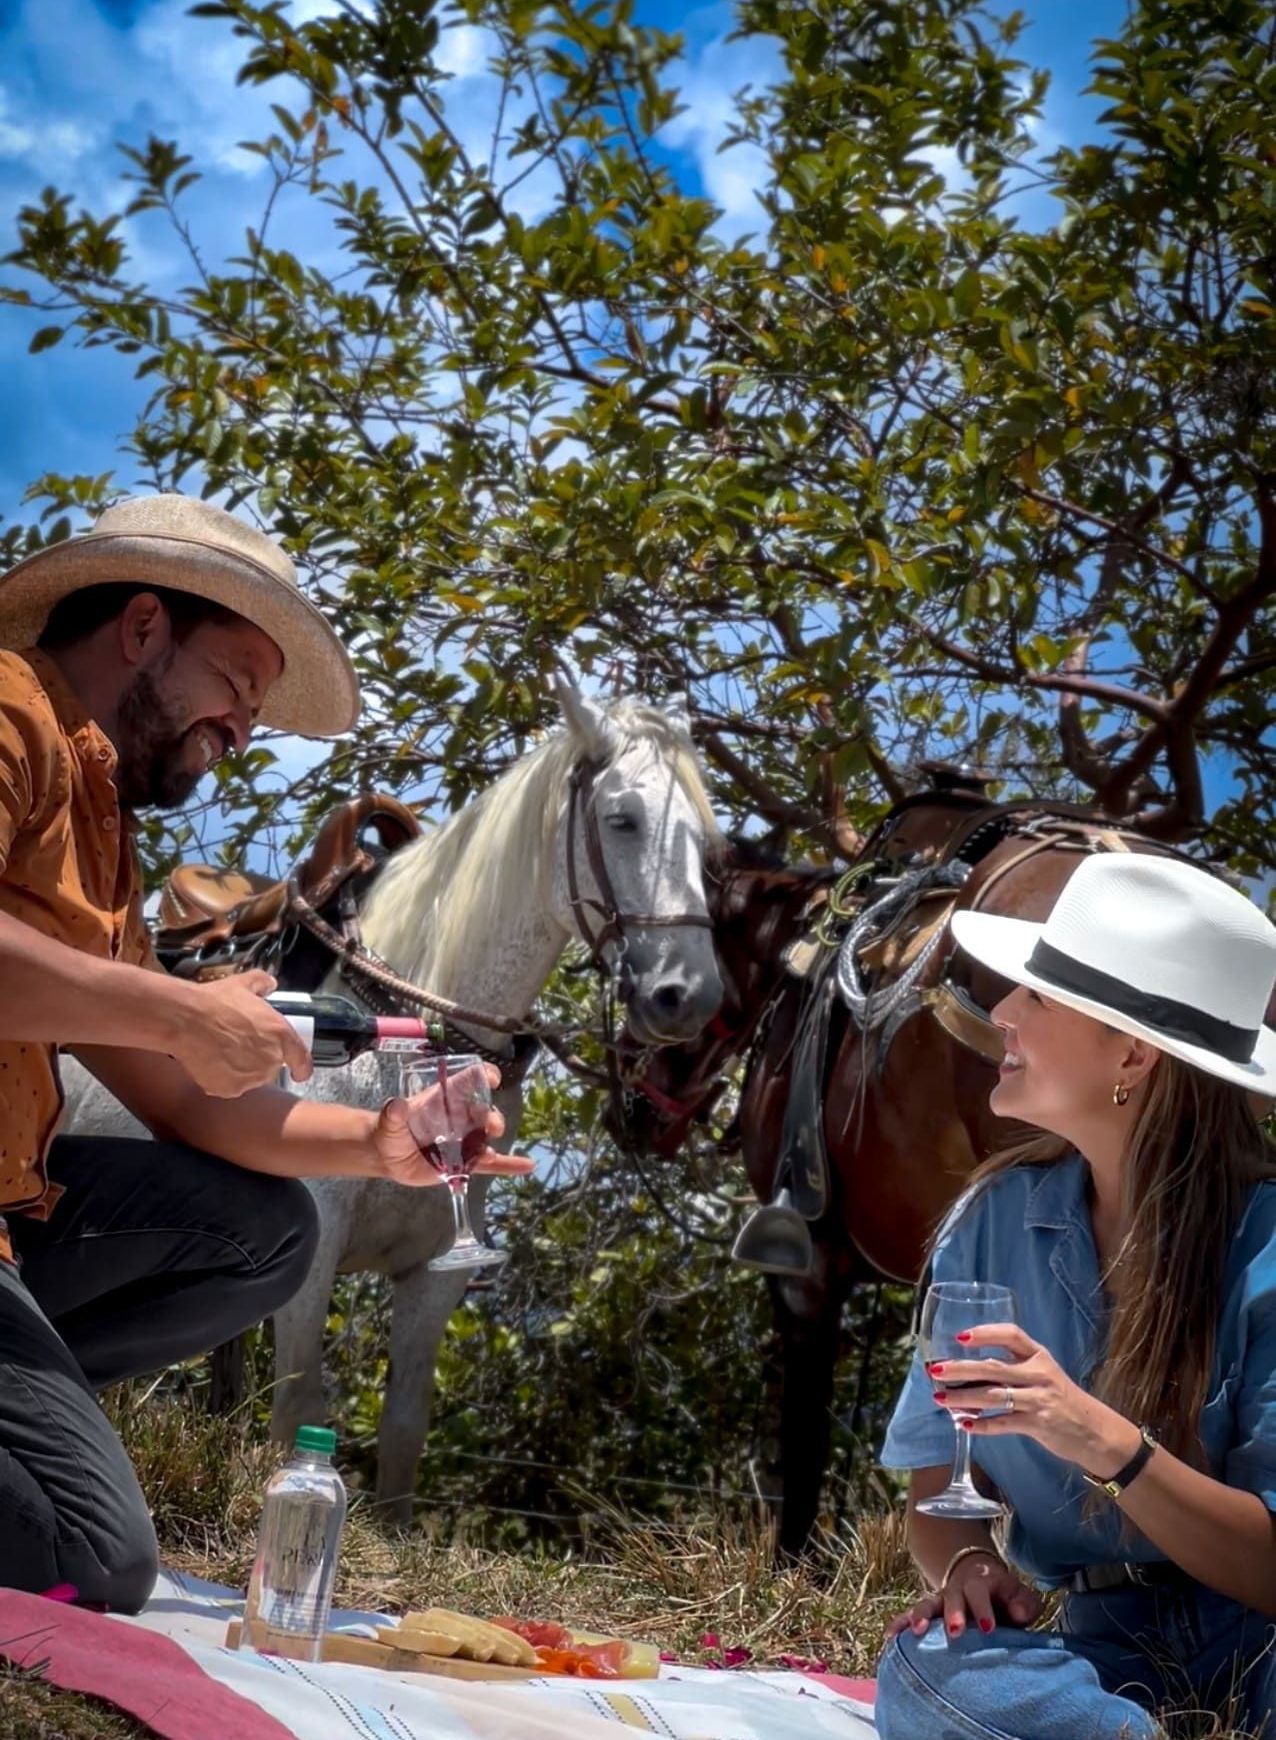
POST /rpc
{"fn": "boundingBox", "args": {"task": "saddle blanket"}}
[0,1569,880,1740]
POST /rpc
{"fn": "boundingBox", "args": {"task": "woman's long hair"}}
[955,1058,1275,1466]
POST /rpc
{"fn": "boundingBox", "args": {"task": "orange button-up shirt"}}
[0,648,157,1261]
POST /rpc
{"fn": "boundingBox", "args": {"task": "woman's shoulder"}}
[934,1156,1082,1249]
[1232,1177,1276,1270]
[1219,1179,1276,1329]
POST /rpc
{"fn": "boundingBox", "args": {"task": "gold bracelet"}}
[940,1544,1005,1589]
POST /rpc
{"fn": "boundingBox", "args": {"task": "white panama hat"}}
[950,852,1276,1092]
[0,494,360,738]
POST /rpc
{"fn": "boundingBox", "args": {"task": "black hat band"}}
[1026,940,1258,1064]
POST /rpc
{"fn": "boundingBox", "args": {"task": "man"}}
[0,493,530,1612]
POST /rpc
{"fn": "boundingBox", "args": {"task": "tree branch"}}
[1020,479,1214,599]
[695,726,823,834]
[1101,482,1276,818]
[908,623,1169,721]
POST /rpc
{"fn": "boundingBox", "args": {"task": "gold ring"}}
[1004,1386,1014,1413]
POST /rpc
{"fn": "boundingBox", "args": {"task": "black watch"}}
[1082,1427,1158,1499]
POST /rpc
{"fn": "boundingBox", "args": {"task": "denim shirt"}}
[881,1157,1276,1588]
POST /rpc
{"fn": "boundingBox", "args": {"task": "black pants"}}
[0,1136,318,1611]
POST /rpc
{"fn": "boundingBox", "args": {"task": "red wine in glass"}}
[402,1053,506,1272]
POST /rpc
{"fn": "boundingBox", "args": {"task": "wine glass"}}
[915,1280,1017,1520]
[401,1053,507,1272]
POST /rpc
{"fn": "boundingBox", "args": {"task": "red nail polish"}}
[956,1330,972,1343]
[948,1621,961,1635]
[979,1619,994,1634]
[933,1390,948,1402]
[930,1363,945,1375]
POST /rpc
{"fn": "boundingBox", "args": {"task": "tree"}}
[3,0,1274,879]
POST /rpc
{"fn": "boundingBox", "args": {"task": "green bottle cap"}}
[294,1425,336,1456]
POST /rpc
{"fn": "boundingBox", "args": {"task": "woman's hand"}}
[932,1323,1142,1476]
[886,1550,1043,1641]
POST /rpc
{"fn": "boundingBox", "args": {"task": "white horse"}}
[62,684,724,1522]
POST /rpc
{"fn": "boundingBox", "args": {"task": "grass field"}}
[0,1391,1262,1739]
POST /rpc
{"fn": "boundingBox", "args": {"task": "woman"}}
[876,851,1276,1740]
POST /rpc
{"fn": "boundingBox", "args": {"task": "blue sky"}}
[6,0,1211,858]
[0,0,1129,532]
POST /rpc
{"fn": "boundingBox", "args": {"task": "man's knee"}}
[3,1450,160,1614]
[247,1174,319,1311]
[91,1517,160,1614]
[75,1437,160,1612]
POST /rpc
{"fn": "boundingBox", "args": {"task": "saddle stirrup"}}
[731,1187,816,1278]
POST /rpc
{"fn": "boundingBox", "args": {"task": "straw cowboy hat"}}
[950,852,1276,1092]
[0,494,360,737]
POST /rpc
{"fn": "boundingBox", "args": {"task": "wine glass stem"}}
[951,1422,980,1495]
[447,1176,478,1247]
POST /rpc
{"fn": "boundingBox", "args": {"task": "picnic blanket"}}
[0,1571,879,1740]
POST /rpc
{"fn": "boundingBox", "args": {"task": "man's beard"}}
[114,658,203,810]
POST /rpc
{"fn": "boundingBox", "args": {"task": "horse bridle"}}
[563,754,721,1160]
[564,758,714,979]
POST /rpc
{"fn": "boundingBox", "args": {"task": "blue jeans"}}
[876,1585,1276,1740]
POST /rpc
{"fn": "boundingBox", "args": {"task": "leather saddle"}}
[154,794,421,974]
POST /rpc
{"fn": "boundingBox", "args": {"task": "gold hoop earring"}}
[1112,1082,1130,1107]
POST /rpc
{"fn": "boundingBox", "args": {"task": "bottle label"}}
[250,1493,339,1638]
[282,1014,315,1082]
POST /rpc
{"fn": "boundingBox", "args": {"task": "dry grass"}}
[3,1393,1264,1739]
[0,1661,151,1740]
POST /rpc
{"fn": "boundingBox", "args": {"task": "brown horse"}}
[621,789,1185,1556]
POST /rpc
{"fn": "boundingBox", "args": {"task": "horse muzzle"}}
[624,965,725,1045]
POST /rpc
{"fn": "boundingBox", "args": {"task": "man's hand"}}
[167,970,313,1097]
[371,1063,534,1187]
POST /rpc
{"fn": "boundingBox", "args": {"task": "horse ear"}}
[662,702,693,741]
[554,676,617,760]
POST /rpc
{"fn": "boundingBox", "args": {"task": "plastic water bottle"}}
[239,1425,347,1663]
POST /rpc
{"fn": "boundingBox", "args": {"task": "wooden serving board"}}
[225,1619,540,1680]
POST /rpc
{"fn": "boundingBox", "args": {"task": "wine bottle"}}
[265,991,441,1067]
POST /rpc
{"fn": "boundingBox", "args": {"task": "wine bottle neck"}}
[375,1016,428,1040]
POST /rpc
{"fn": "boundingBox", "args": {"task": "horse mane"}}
[358,700,720,996]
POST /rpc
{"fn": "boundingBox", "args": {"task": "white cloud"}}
[0,87,98,167]
[0,0,316,196]
[0,94,33,162]
[661,14,781,237]
[132,2,281,177]
[436,21,489,81]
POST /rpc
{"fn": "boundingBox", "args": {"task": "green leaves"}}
[2,0,1275,874]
